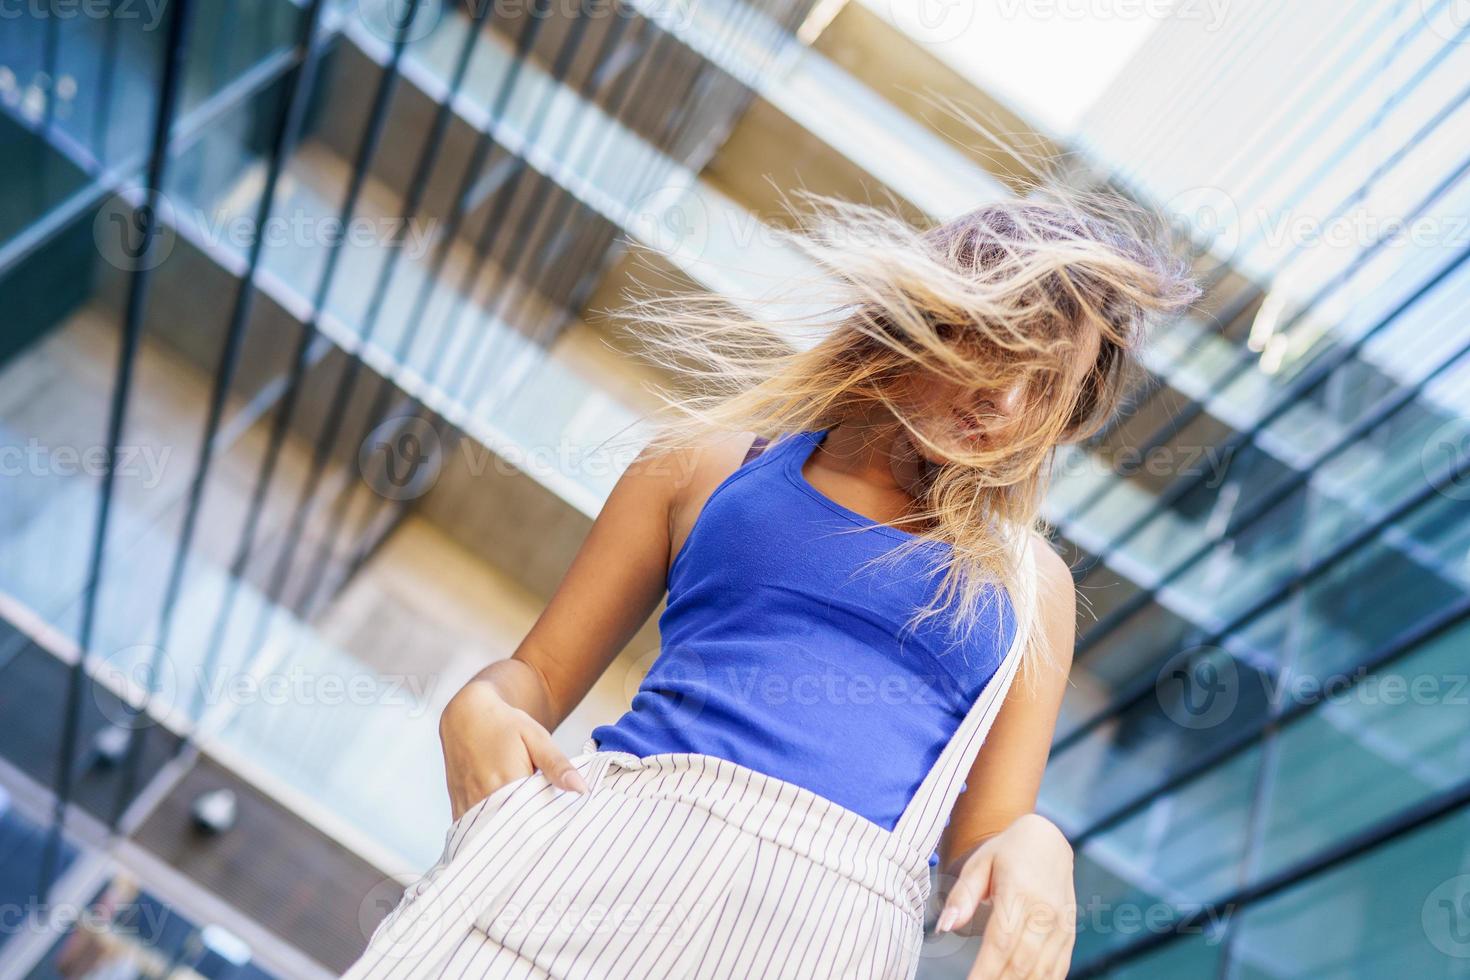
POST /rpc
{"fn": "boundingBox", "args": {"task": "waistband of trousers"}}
[576,745,931,920]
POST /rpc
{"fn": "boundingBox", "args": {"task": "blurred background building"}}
[0,0,1467,977]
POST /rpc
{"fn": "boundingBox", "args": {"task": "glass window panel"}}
[1048,444,1118,519]
[1057,604,1200,743]
[1,4,302,173]
[1251,618,1470,883]
[1399,492,1470,580]
[1166,485,1308,626]
[1072,478,1162,555]
[1358,275,1470,387]
[1234,496,1466,687]
[1108,441,1292,586]
[1145,311,1225,380]
[0,118,91,250]
[1105,932,1226,980]
[1042,647,1273,830]
[1175,438,1468,628]
[1069,749,1257,969]
[217,623,450,868]
[1423,352,1470,426]
[1238,11,1450,226]
[30,874,285,979]
[0,799,78,955]
[1075,560,1148,635]
[1228,808,1470,980]
[1309,404,1464,538]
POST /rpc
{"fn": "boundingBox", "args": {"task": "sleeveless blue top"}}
[592,431,1015,831]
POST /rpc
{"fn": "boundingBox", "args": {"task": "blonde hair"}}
[620,184,1198,667]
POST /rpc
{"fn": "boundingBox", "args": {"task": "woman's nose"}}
[991,381,1028,419]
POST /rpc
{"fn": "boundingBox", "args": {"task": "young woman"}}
[346,193,1195,979]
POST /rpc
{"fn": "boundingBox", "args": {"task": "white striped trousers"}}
[345,612,1026,978]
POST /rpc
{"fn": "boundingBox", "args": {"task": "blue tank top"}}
[592,431,1015,831]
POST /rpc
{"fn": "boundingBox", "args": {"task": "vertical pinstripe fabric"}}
[346,595,1030,978]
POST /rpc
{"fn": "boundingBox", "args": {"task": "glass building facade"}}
[1039,1,1470,975]
[0,0,823,973]
[0,0,1466,976]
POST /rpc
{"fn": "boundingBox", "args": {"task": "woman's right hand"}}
[439,679,589,821]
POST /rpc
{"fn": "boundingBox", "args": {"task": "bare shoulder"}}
[1027,531,1075,608]
[1026,530,1077,669]
[626,431,759,554]
[627,430,758,503]
[681,430,762,498]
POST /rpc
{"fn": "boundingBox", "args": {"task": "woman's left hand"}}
[937,813,1076,979]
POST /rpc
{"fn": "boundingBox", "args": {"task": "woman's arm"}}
[936,534,1078,980]
[438,446,675,815]
[438,435,753,819]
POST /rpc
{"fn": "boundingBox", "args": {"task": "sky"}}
[861,0,1165,136]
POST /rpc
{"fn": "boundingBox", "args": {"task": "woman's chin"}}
[917,448,951,466]
[925,435,990,466]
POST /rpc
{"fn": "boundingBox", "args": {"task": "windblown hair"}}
[621,183,1198,667]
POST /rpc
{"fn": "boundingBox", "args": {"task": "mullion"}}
[1052,401,1470,758]
[1074,327,1470,656]
[181,0,426,725]
[40,0,199,900]
[107,0,334,823]
[341,0,815,576]
[292,1,636,616]
[1060,145,1470,590]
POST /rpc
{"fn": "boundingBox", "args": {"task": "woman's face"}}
[903,325,1102,465]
